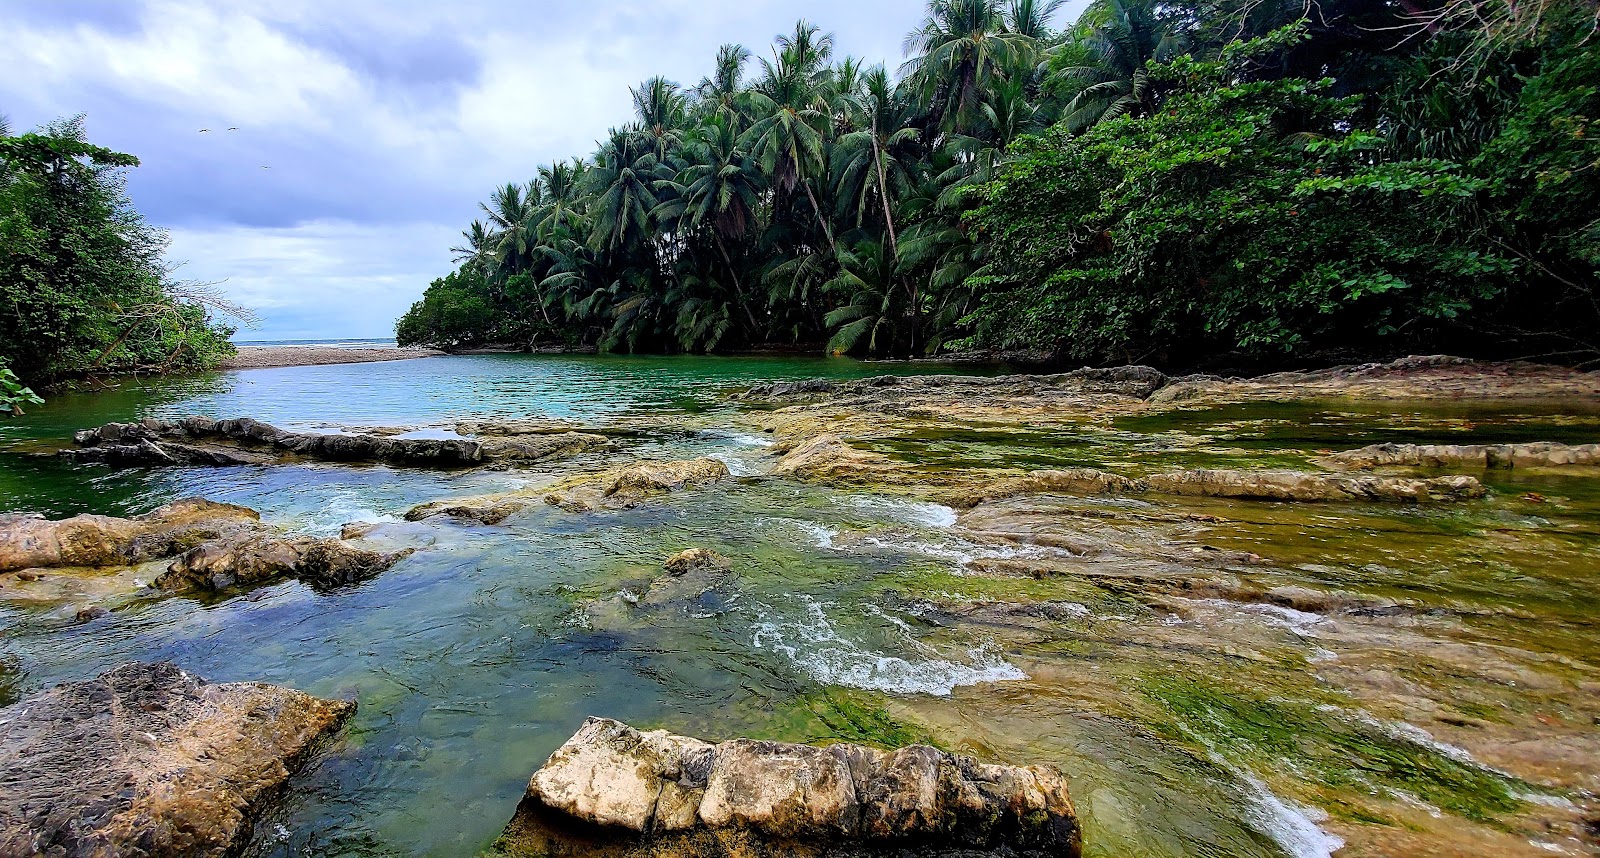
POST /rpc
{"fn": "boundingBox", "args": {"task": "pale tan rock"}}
[545,459,729,512]
[496,717,1081,857]
[941,468,1147,508]
[0,498,259,573]
[1144,469,1485,502]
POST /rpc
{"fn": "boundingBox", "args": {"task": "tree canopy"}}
[402,0,1599,368]
[0,116,238,387]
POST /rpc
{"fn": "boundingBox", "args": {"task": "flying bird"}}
[227,127,238,131]
[198,128,210,133]
[260,165,271,169]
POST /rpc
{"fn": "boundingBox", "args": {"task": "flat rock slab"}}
[0,662,353,857]
[493,717,1080,858]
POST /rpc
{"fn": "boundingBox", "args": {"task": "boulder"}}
[0,498,259,573]
[0,662,353,857]
[1320,441,1600,470]
[768,435,901,483]
[492,717,1080,858]
[157,531,413,592]
[545,459,730,512]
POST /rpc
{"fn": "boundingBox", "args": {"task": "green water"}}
[2,355,1597,858]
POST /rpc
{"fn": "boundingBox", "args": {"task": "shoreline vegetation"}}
[397,0,1598,370]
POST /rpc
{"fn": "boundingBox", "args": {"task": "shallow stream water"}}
[2,355,1597,857]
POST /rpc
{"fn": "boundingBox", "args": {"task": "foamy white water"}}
[751,598,1027,696]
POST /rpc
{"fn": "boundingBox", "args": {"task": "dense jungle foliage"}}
[402,0,1598,367]
[0,116,237,391]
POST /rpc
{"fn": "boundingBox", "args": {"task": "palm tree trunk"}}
[802,180,838,255]
[871,133,900,264]
[715,233,762,332]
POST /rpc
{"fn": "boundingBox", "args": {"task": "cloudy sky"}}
[2,0,1080,341]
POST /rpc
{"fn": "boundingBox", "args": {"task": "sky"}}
[2,0,1079,341]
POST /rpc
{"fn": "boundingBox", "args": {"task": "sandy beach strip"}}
[221,346,446,369]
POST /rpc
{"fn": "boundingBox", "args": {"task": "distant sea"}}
[234,337,399,349]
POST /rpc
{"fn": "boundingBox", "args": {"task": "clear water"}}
[3,355,1596,858]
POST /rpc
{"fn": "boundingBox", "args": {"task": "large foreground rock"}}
[1320,441,1600,470]
[0,662,353,857]
[492,717,1080,858]
[0,498,258,573]
[63,417,607,469]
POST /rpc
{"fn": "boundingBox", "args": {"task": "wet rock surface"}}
[1321,441,1600,470]
[545,458,731,512]
[768,434,902,482]
[492,717,1080,858]
[63,417,606,469]
[0,498,259,573]
[156,530,413,592]
[943,467,1485,506]
[0,662,353,858]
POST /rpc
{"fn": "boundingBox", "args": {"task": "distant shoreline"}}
[222,345,444,369]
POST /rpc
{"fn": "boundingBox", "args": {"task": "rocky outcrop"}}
[492,717,1080,858]
[1,500,411,603]
[768,435,901,482]
[66,417,482,467]
[545,459,730,512]
[0,498,259,573]
[1143,469,1485,502]
[1320,441,1600,470]
[0,662,353,857]
[406,492,543,525]
[940,468,1146,508]
[740,366,1168,405]
[479,432,609,465]
[944,467,1485,506]
[156,531,413,592]
[1150,356,1600,406]
[63,417,607,469]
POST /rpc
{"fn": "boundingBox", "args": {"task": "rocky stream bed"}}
[1,354,1598,857]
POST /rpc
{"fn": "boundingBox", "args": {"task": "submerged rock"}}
[0,498,259,573]
[585,548,739,630]
[479,432,609,465]
[156,530,413,592]
[768,434,901,482]
[0,662,353,857]
[545,458,730,512]
[492,717,1080,858]
[1321,441,1600,470]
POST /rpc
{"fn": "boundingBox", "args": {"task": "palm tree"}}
[1005,0,1069,39]
[832,66,922,262]
[744,27,840,253]
[653,114,764,328]
[902,0,1033,136]
[823,238,903,354]
[632,76,688,159]
[694,44,752,123]
[1051,0,1180,132]
[586,128,669,253]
